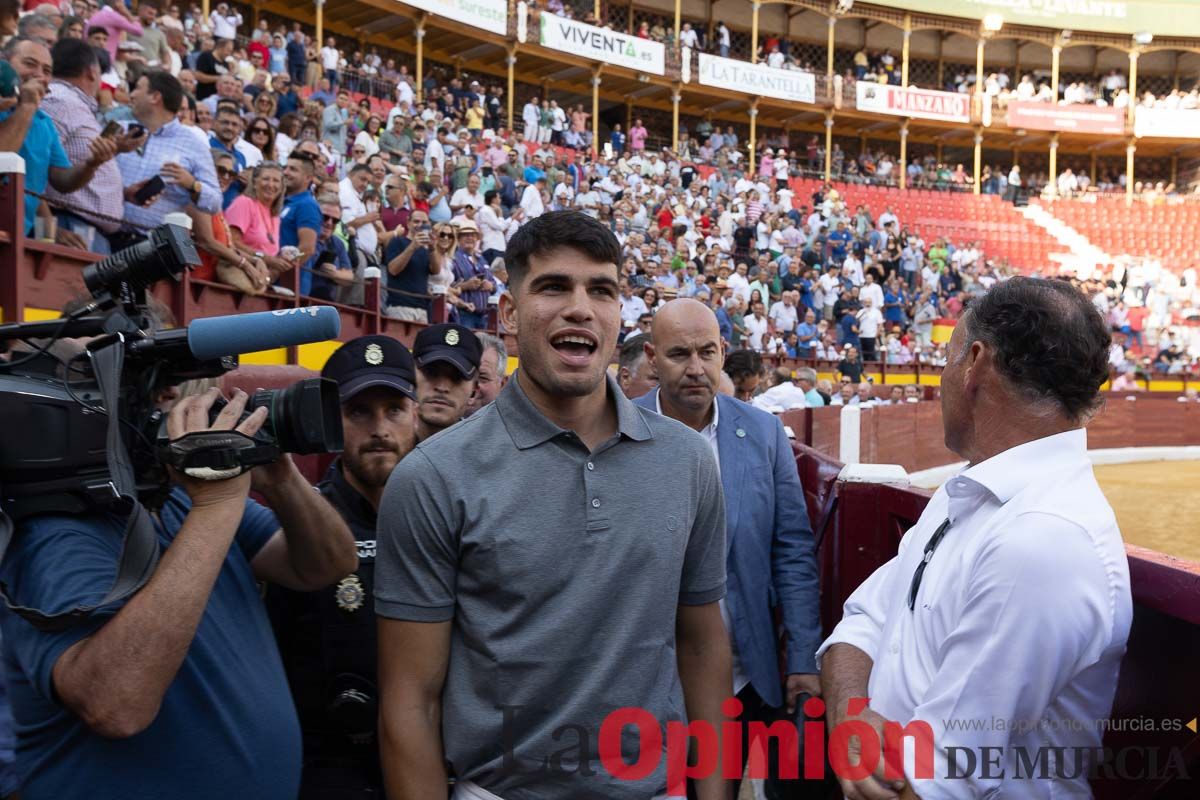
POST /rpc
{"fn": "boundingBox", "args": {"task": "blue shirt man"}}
[0,488,302,800]
[0,108,70,235]
[280,188,323,295]
[839,307,860,350]
[715,304,734,343]
[522,162,545,185]
[828,223,853,263]
[795,317,819,358]
[883,285,905,325]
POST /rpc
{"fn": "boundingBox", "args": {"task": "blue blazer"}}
[635,390,821,707]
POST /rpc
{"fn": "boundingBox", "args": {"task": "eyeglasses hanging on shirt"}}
[908,517,951,612]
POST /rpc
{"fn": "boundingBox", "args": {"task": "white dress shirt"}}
[817,429,1131,800]
[744,313,769,351]
[655,393,750,696]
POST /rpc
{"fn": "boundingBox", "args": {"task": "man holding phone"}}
[115,71,222,248]
[382,209,441,323]
[42,38,140,254]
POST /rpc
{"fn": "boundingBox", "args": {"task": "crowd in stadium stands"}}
[1,0,1198,389]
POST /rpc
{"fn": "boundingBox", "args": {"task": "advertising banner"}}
[697,53,816,105]
[1006,101,1125,135]
[855,83,970,124]
[538,14,665,75]
[1134,107,1200,139]
[401,0,508,36]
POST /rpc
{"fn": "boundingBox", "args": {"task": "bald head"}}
[646,299,724,429]
[650,298,720,347]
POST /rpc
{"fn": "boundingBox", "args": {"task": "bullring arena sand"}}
[1093,461,1200,564]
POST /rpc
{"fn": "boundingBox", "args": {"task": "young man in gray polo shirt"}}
[375,211,733,800]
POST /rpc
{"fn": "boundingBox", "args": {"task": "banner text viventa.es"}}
[697,54,815,105]
[402,0,508,36]
[856,83,970,124]
[539,15,666,75]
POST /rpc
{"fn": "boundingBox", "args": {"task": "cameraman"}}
[0,387,357,800]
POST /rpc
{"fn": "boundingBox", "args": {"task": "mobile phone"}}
[100,120,122,138]
[127,124,146,139]
[133,174,167,205]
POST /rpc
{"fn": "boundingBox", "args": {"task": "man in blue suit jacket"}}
[635,299,821,796]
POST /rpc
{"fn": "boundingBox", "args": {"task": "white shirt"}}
[752,381,808,412]
[234,137,263,169]
[620,293,649,325]
[861,281,884,311]
[727,272,751,305]
[744,313,769,351]
[449,188,484,211]
[857,305,883,338]
[395,79,414,109]
[338,178,377,258]
[768,301,798,333]
[478,205,516,253]
[320,45,340,70]
[817,429,1131,800]
[519,184,544,218]
[209,11,242,40]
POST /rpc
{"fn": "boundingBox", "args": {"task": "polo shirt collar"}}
[496,371,652,450]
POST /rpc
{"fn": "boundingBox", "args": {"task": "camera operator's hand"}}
[167,388,268,508]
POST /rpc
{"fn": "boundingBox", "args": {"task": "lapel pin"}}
[736,428,746,438]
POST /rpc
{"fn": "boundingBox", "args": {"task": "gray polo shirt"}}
[375,373,726,799]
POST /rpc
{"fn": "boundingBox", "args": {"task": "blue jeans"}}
[55,211,111,255]
[458,310,487,330]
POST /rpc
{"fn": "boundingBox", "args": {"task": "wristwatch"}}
[254,251,265,260]
[190,179,202,196]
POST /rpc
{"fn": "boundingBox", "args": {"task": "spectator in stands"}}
[42,36,131,253]
[794,367,824,406]
[194,36,231,100]
[465,332,507,416]
[221,162,288,294]
[449,220,494,330]
[410,322,480,443]
[209,2,241,40]
[723,347,761,401]
[839,344,864,383]
[383,209,439,322]
[128,0,169,68]
[478,189,518,264]
[339,162,380,267]
[617,334,658,400]
[307,197,355,302]
[322,87,350,153]
[279,151,322,294]
[0,36,121,239]
[820,277,1128,800]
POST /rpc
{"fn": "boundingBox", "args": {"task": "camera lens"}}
[250,377,343,455]
[83,224,200,297]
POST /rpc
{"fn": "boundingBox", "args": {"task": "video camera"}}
[0,224,344,630]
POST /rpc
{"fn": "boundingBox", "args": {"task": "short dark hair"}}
[483,189,498,206]
[504,211,621,292]
[618,335,648,373]
[723,349,761,382]
[348,163,373,178]
[960,277,1110,422]
[288,152,315,173]
[142,70,183,112]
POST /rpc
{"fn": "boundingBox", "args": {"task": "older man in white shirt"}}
[819,277,1131,800]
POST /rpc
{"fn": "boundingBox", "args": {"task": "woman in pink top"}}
[629,118,648,152]
[222,164,285,295]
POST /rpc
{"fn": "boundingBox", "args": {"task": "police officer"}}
[267,335,418,799]
[412,322,481,443]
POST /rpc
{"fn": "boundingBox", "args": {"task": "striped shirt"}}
[41,80,124,233]
[116,119,222,232]
[451,249,494,313]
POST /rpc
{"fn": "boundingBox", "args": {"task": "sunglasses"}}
[216,166,235,178]
[250,127,270,134]
[322,214,340,224]
[437,232,455,239]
